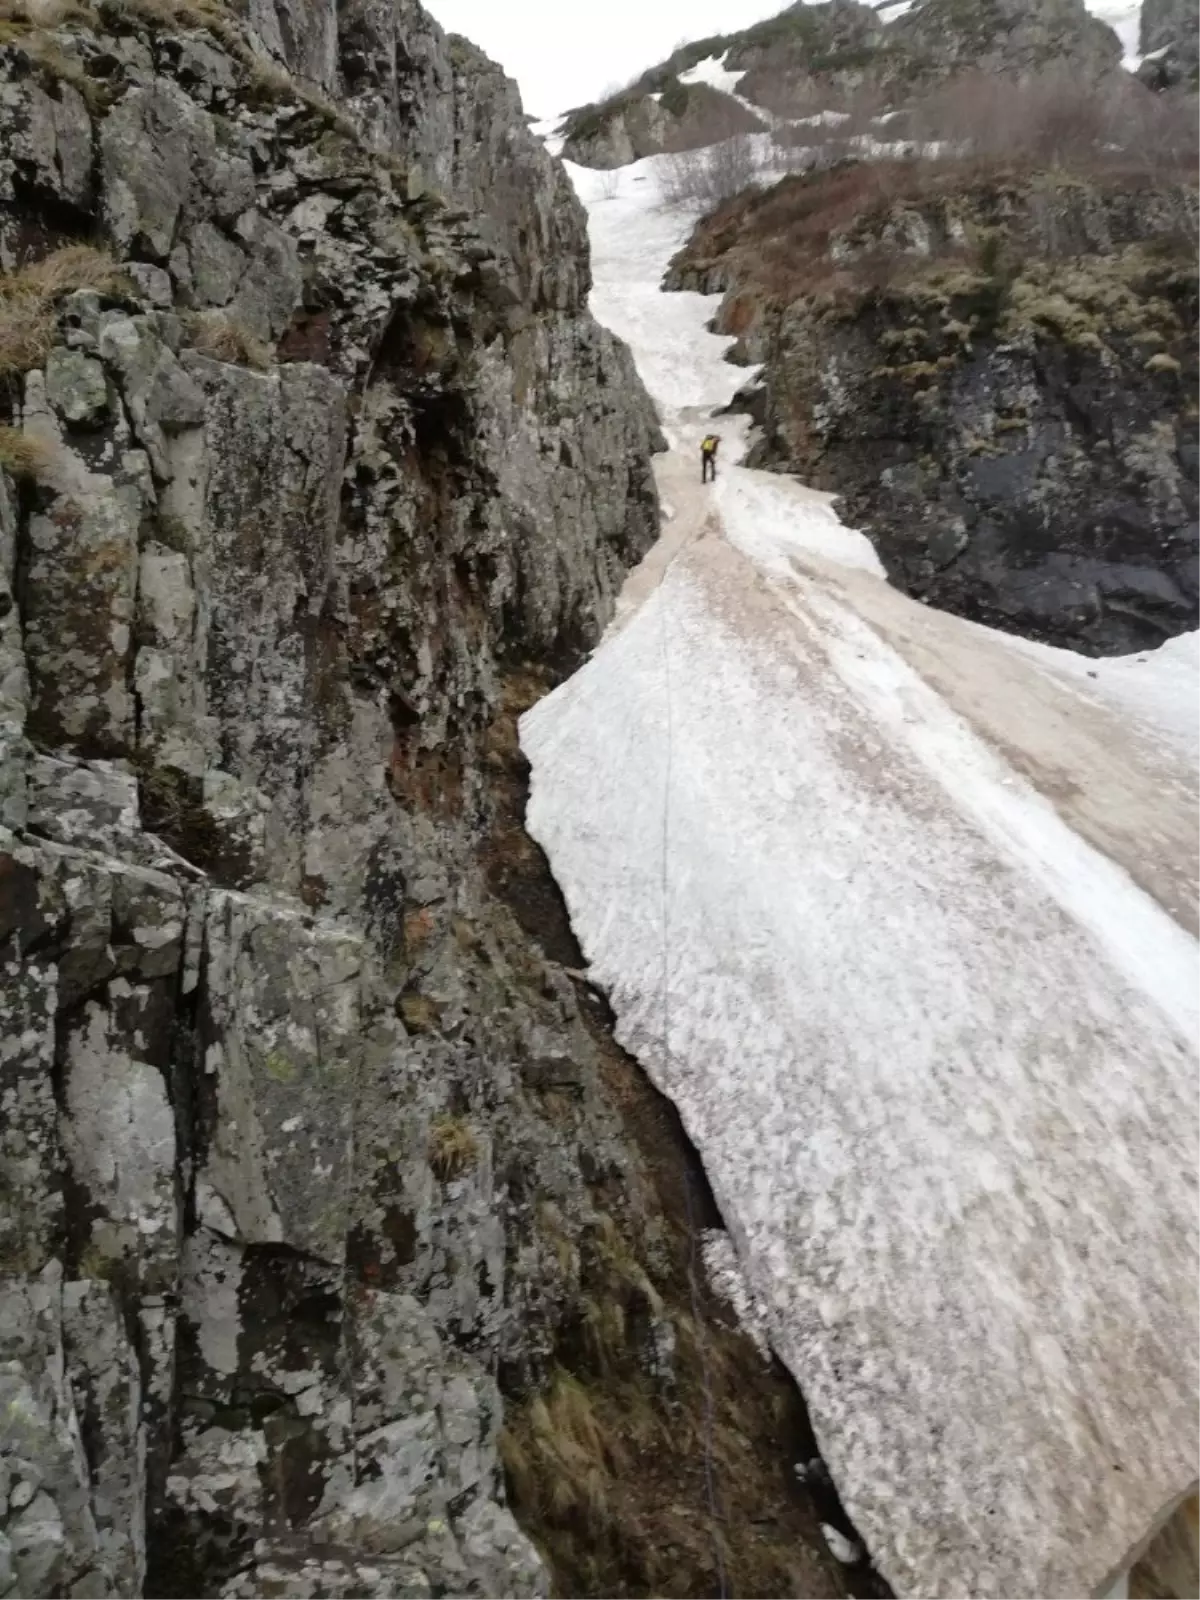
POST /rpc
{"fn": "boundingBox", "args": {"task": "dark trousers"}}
[701,452,716,483]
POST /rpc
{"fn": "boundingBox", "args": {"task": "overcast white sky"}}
[422,0,785,119]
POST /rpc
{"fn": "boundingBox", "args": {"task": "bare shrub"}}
[908,69,1199,179]
[750,70,834,120]
[770,113,839,166]
[596,166,620,201]
[820,81,897,165]
[1120,87,1200,186]
[660,133,763,207]
[660,107,765,210]
[706,132,763,200]
[658,143,703,207]
[766,81,903,176]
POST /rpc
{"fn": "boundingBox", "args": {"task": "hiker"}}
[701,433,720,484]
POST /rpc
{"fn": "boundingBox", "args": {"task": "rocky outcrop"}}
[560,0,1125,167]
[1141,0,1195,53]
[719,0,886,110]
[885,0,1122,85]
[559,93,677,171]
[667,167,1199,654]
[0,3,873,1598]
[561,78,764,171]
[1138,0,1200,87]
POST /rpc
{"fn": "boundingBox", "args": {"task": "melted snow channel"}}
[525,149,1199,1598]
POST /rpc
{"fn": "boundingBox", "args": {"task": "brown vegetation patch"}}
[136,761,221,869]
[185,310,273,369]
[386,729,464,819]
[662,68,1196,269]
[427,1113,479,1181]
[0,425,51,478]
[674,155,1197,323]
[0,245,128,380]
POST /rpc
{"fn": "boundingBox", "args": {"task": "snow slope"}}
[1084,0,1144,66]
[522,154,1198,1599]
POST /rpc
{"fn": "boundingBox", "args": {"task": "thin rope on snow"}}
[658,568,729,1600]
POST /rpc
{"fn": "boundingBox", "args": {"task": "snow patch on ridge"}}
[678,55,777,131]
[678,53,745,98]
[1083,0,1144,67]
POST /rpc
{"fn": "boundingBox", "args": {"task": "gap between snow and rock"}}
[519,151,1199,1600]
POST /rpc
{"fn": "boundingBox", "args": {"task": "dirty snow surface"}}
[1082,0,1144,66]
[520,154,1199,1600]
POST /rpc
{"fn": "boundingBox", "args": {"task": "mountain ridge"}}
[559,0,1128,166]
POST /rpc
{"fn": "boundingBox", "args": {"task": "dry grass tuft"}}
[186,310,272,369]
[17,243,128,297]
[591,1209,663,1312]
[0,425,51,478]
[0,0,92,26]
[427,1113,479,1181]
[96,0,233,36]
[0,7,112,104]
[0,301,54,378]
[233,41,358,133]
[74,0,360,136]
[0,245,127,378]
[581,1294,626,1370]
[136,760,221,865]
[503,1368,630,1530]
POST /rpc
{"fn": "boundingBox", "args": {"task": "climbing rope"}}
[657,564,730,1600]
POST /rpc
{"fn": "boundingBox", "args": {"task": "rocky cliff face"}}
[0,3,869,1597]
[883,0,1121,84]
[667,167,1199,654]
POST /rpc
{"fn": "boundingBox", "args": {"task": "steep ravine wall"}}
[0,2,872,1596]
[667,167,1199,655]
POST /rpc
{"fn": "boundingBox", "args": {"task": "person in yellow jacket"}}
[700,433,720,484]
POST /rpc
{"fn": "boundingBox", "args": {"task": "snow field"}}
[526,130,1198,1600]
